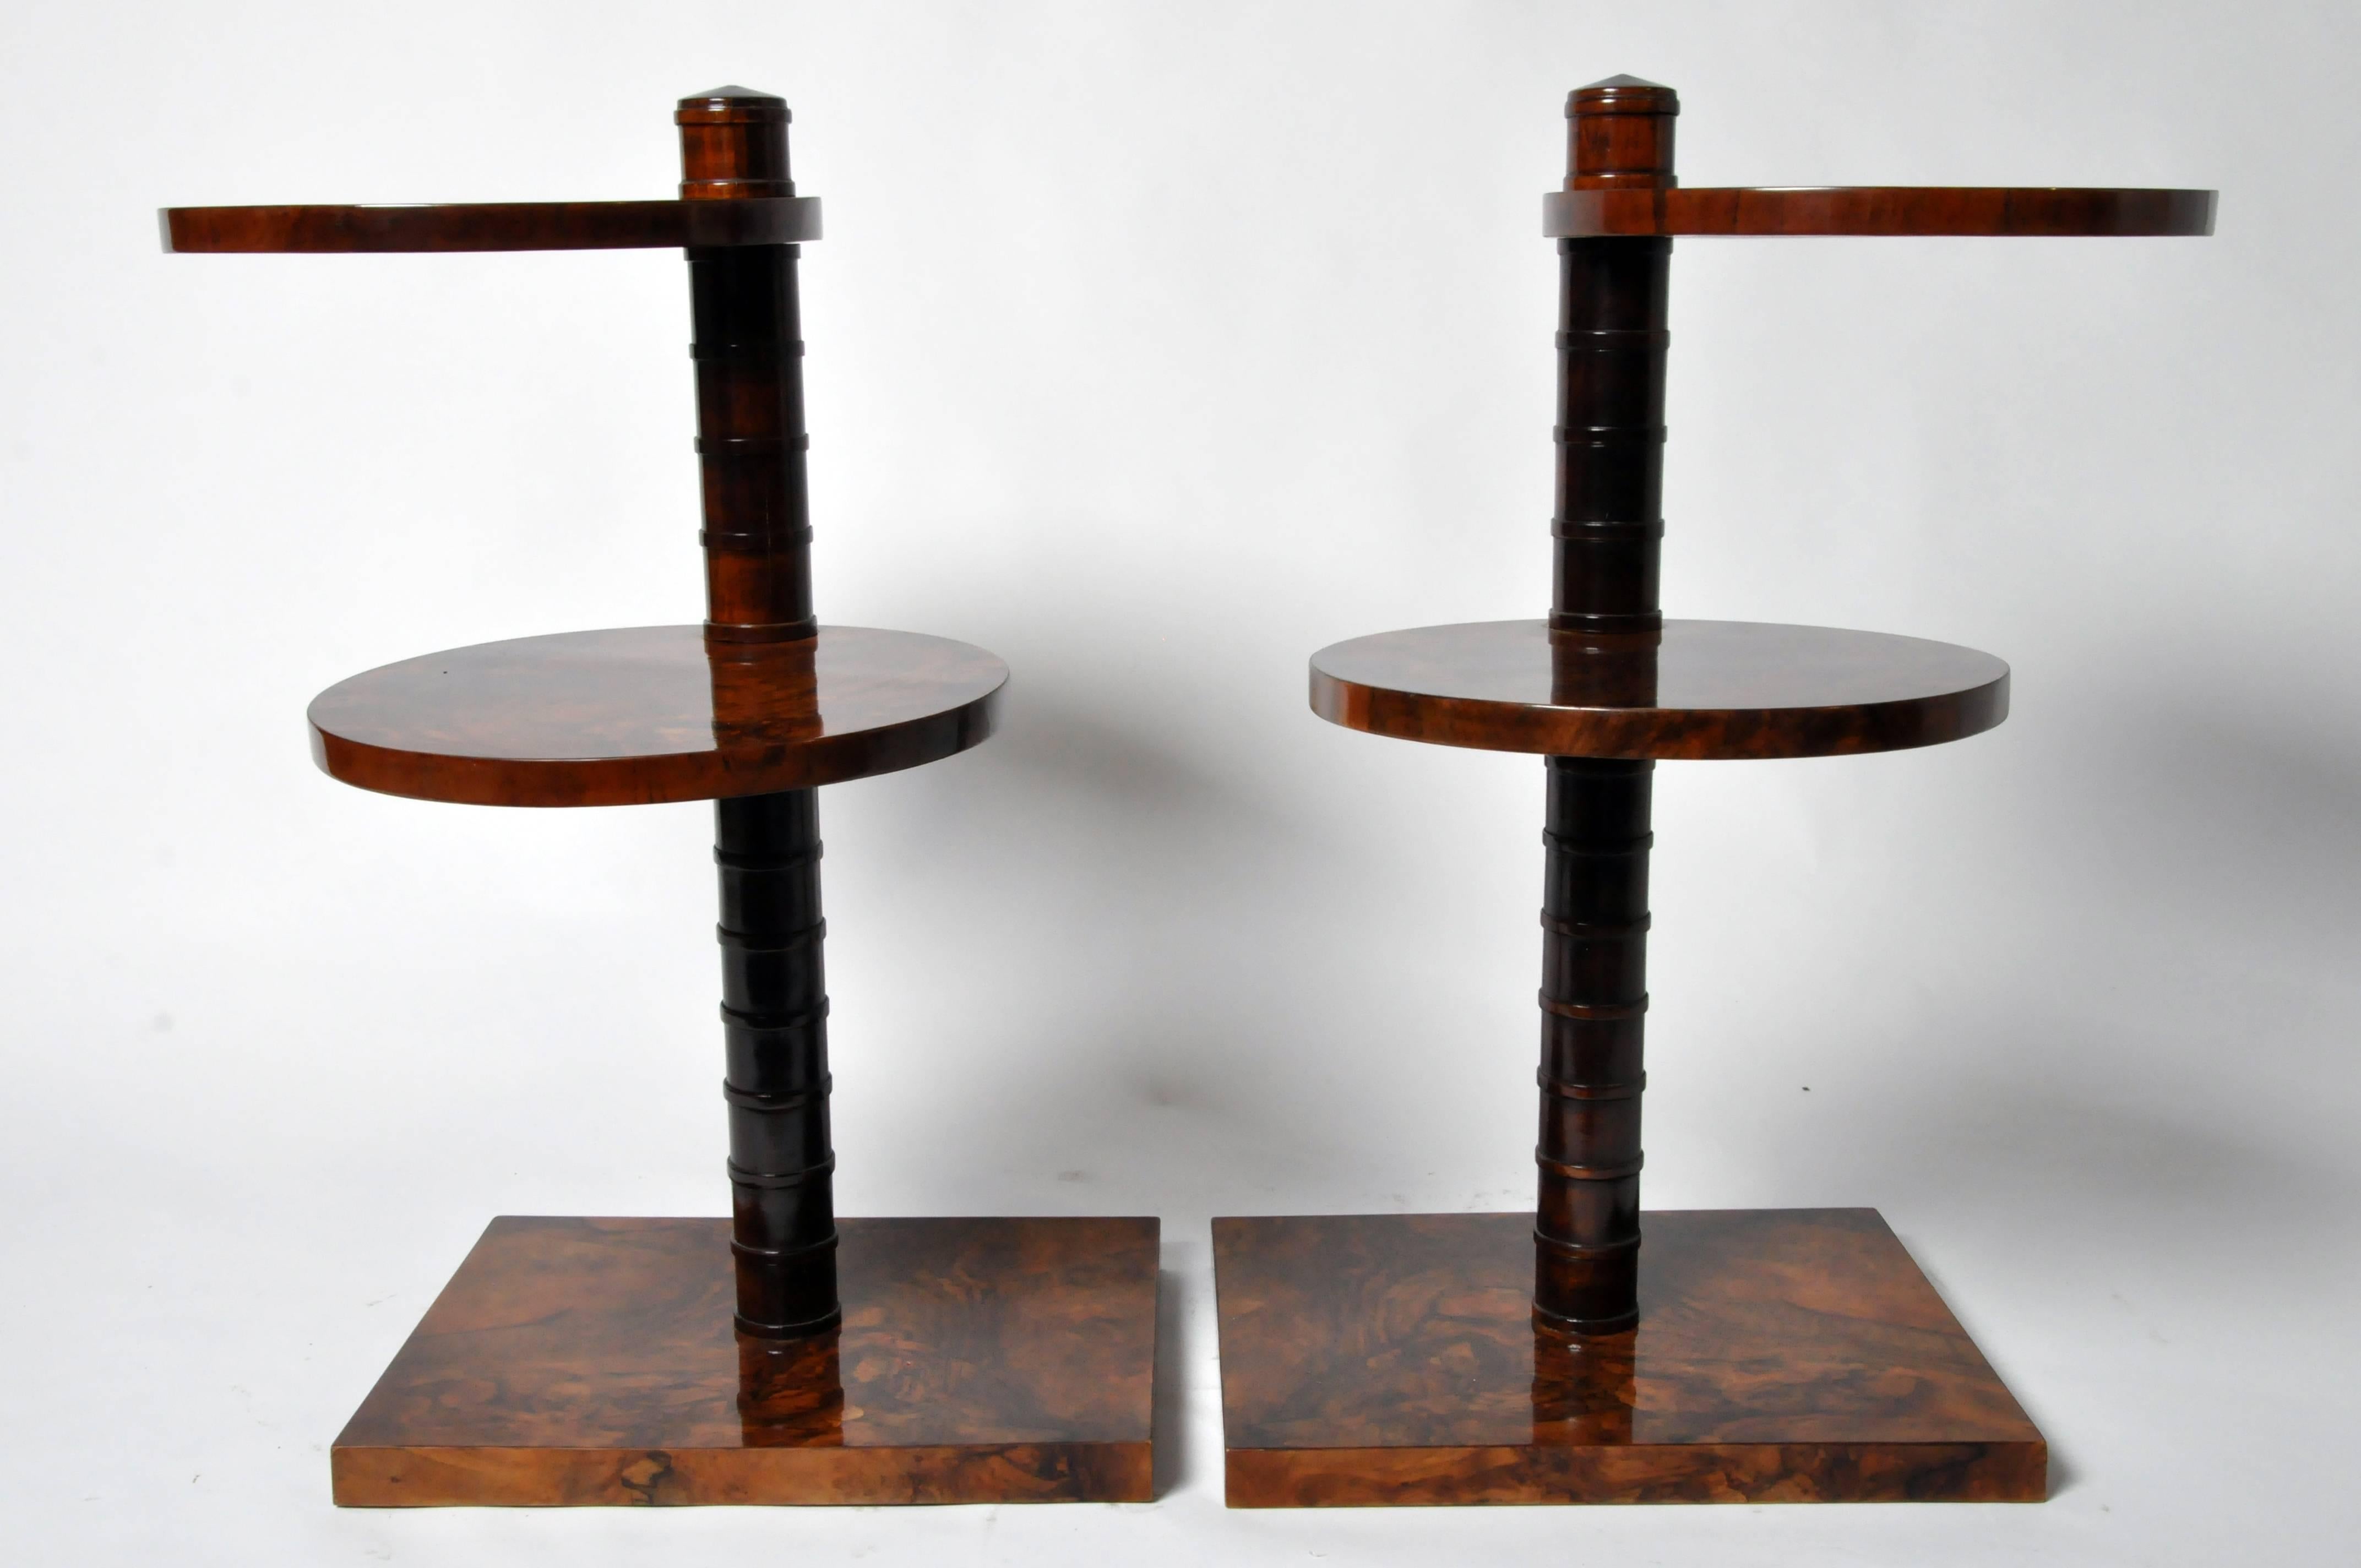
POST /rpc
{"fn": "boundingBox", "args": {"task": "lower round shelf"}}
[1310,619,2008,760]
[308,624,1007,806]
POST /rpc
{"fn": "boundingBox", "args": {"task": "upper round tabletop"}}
[1310,619,2007,760]
[160,197,820,253]
[308,625,1004,807]
[1543,186,2214,238]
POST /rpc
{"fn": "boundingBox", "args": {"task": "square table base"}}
[1212,1208,2043,1506]
[333,1214,1160,1505]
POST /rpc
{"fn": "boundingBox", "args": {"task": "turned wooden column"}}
[1533,77,1676,1337]
[681,88,839,1337]
[717,788,839,1337]
[680,86,814,645]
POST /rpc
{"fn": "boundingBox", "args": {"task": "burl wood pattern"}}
[159,197,820,253]
[306,624,1005,806]
[1214,1210,2044,1506]
[333,1215,1160,1506]
[1310,619,2009,760]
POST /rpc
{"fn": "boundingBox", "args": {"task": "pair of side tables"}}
[165,81,2211,1509]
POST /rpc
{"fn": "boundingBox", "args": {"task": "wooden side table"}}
[1211,77,2212,1507]
[166,88,1158,1507]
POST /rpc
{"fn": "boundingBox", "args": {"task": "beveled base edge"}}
[330,1213,1158,1507]
[1214,1208,2047,1507]
[332,1439,1152,1507]
[1223,1439,2044,1509]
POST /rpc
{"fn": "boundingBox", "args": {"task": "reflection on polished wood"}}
[1214,1210,2043,1506]
[1310,619,2008,759]
[1543,185,2215,238]
[159,197,821,253]
[333,1215,1160,1506]
[306,624,1006,805]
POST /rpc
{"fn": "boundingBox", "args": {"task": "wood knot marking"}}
[617,1449,678,1505]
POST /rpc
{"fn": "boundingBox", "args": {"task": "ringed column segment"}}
[680,88,816,645]
[1552,74,1674,638]
[1534,756,1652,1334]
[688,87,838,1338]
[717,788,840,1337]
[1535,75,1677,1337]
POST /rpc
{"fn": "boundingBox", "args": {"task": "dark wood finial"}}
[1565,75,1678,191]
[678,86,794,200]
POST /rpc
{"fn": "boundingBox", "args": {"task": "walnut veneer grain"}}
[334,1215,1160,1506]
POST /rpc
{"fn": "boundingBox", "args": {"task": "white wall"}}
[2,2,2353,1563]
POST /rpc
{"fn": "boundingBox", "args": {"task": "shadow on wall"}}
[973,680,1316,842]
[1771,684,2361,1258]
[1855,1072,2355,1260]
[858,681,1419,1201]
[2060,700,2361,950]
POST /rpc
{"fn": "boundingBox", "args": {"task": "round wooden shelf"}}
[160,197,820,253]
[308,625,1004,807]
[1542,186,2213,239]
[1310,619,2007,760]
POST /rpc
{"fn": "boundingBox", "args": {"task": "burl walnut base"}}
[1214,1210,2042,1507]
[334,1215,1159,1506]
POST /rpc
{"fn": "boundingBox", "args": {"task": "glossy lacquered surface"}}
[1214,1209,2044,1506]
[308,624,1005,806]
[1543,186,2214,238]
[333,1215,1160,1506]
[1311,619,2008,759]
[160,197,820,252]
[717,791,840,1339]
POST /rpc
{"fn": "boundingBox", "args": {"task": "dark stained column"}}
[1533,76,1677,1337]
[716,788,839,1337]
[679,86,815,645]
[682,88,838,1337]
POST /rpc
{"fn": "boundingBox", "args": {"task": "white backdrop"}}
[4,2,2355,1564]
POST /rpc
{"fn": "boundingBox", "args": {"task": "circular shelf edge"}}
[308,624,1005,807]
[161,197,820,253]
[1542,186,2214,238]
[1310,619,2008,760]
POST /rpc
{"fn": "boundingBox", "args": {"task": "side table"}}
[1212,76,2211,1508]
[167,87,1159,1507]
